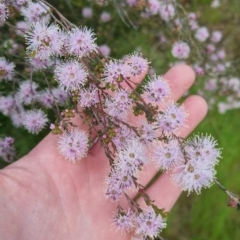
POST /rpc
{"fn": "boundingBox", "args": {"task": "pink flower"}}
[100,12,111,22]
[217,49,226,59]
[143,75,170,103]
[82,7,93,18]
[57,128,89,162]
[171,41,190,59]
[23,109,48,134]
[26,22,64,58]
[206,44,216,54]
[146,0,161,16]
[152,139,184,170]
[17,80,38,105]
[188,12,197,20]
[173,134,221,194]
[67,27,97,58]
[0,57,15,81]
[157,102,188,133]
[15,0,28,7]
[102,60,131,85]
[78,85,99,107]
[204,79,217,91]
[37,90,55,108]
[115,139,148,177]
[125,52,149,77]
[134,207,167,238]
[54,60,88,91]
[0,95,16,116]
[195,27,209,42]
[28,54,53,70]
[137,118,158,143]
[52,88,68,105]
[185,134,221,166]
[20,2,50,23]
[193,65,205,75]
[99,44,111,57]
[211,30,222,43]
[113,209,133,232]
[112,124,136,149]
[173,159,216,195]
[126,0,137,7]
[189,20,199,30]
[16,21,30,36]
[159,4,175,21]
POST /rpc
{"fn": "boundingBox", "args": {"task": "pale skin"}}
[0,65,208,240]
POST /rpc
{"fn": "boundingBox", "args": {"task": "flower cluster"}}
[0,0,226,239]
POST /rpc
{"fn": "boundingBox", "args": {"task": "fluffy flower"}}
[20,2,50,23]
[28,53,54,70]
[15,0,28,7]
[115,139,148,177]
[206,44,216,54]
[102,60,131,85]
[16,21,30,36]
[23,109,48,134]
[67,27,97,58]
[217,49,226,59]
[195,27,209,42]
[112,124,136,149]
[82,7,93,18]
[106,169,134,192]
[105,180,124,202]
[17,80,38,105]
[54,60,88,91]
[113,209,133,232]
[143,75,170,103]
[152,139,184,170]
[25,22,64,58]
[157,102,188,133]
[193,64,205,75]
[173,159,216,195]
[99,44,111,57]
[171,41,190,59]
[125,53,149,77]
[0,57,15,81]
[37,90,55,108]
[173,134,221,194]
[57,128,89,162]
[100,12,111,22]
[137,118,158,143]
[184,135,221,166]
[78,85,99,107]
[146,0,161,16]
[104,90,132,120]
[52,88,68,105]
[134,207,167,238]
[159,4,175,21]
[211,30,222,43]
[0,95,16,116]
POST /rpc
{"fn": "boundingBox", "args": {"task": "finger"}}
[137,95,208,211]
[90,64,195,157]
[165,64,195,101]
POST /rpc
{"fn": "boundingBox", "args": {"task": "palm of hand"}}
[0,65,207,240]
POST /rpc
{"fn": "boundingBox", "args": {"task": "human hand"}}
[0,64,207,240]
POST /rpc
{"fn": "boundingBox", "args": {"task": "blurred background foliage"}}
[1,0,240,239]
